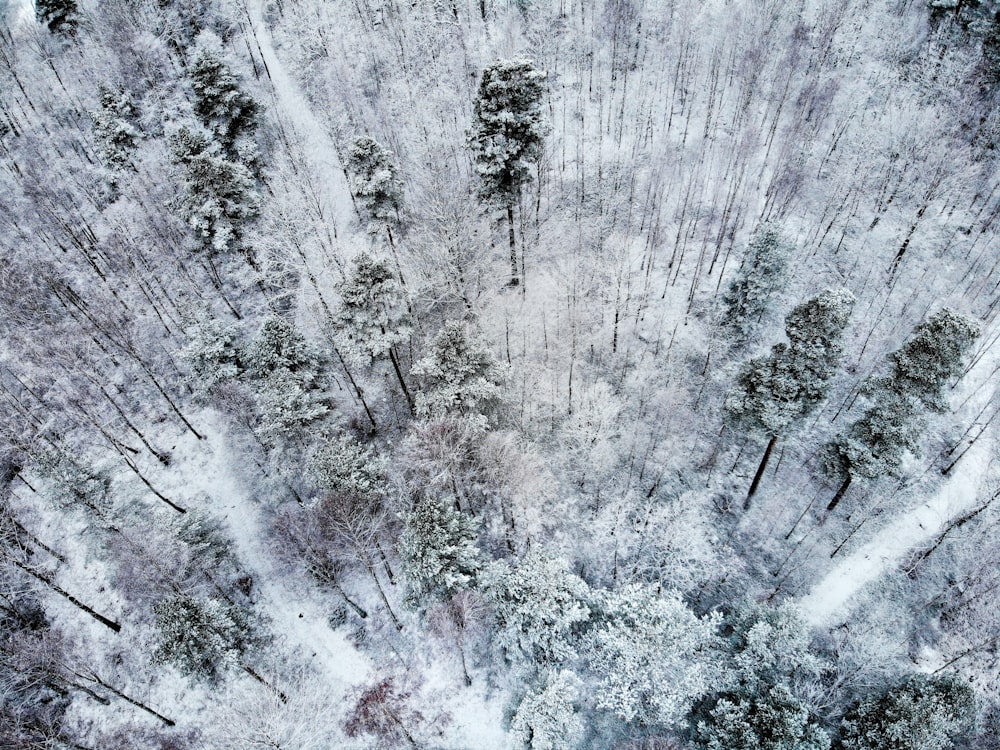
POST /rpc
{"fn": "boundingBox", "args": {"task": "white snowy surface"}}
[798,422,996,629]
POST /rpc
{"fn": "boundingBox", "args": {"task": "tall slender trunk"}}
[745,434,778,509]
[826,474,852,513]
[507,202,518,286]
[387,346,414,412]
[8,557,120,632]
[77,670,175,726]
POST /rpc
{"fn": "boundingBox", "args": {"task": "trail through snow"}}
[798,427,995,628]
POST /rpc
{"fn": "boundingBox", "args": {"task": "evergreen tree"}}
[510,670,586,750]
[839,674,976,750]
[693,684,830,750]
[346,137,404,236]
[335,252,413,407]
[469,58,547,286]
[188,32,260,156]
[35,0,77,36]
[152,594,252,681]
[585,583,722,727]
[399,494,481,603]
[179,318,244,397]
[480,551,590,665]
[309,434,387,498]
[91,86,141,177]
[722,222,789,343]
[726,289,855,506]
[170,126,259,255]
[823,309,979,512]
[412,321,509,425]
[35,449,112,516]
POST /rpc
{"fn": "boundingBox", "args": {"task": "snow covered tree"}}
[35,0,77,36]
[399,493,481,603]
[510,670,586,750]
[585,583,722,727]
[692,684,830,750]
[152,594,252,682]
[839,674,976,750]
[308,434,387,497]
[91,86,141,177]
[335,252,413,407]
[343,676,423,750]
[170,126,259,255]
[823,309,979,512]
[480,550,590,665]
[244,317,329,441]
[725,603,825,692]
[412,321,509,425]
[179,318,244,397]
[726,289,855,506]
[721,222,789,343]
[469,58,547,286]
[346,136,404,236]
[188,32,260,156]
[35,449,111,516]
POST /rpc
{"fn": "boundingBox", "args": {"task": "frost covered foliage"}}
[726,289,855,437]
[692,685,830,750]
[35,450,111,515]
[721,223,789,342]
[346,137,404,232]
[510,670,585,750]
[179,318,244,396]
[35,0,77,36]
[400,494,480,602]
[170,126,260,254]
[335,252,411,364]
[839,674,976,750]
[153,594,252,681]
[469,58,547,207]
[480,551,590,664]
[308,434,386,497]
[585,584,722,727]
[188,32,260,156]
[412,321,509,423]
[91,86,141,176]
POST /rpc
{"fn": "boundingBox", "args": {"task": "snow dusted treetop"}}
[721,221,790,344]
[585,583,723,727]
[510,670,586,750]
[469,58,547,205]
[188,31,260,153]
[335,252,410,365]
[346,137,404,233]
[884,308,980,412]
[308,434,387,498]
[36,0,77,36]
[412,321,509,425]
[399,493,481,604]
[90,86,141,175]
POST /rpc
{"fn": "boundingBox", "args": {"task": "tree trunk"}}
[388,346,414,412]
[826,474,852,513]
[507,202,519,286]
[8,557,121,632]
[744,434,778,509]
[80,671,175,726]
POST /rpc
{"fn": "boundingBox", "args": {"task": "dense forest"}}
[2,0,1000,747]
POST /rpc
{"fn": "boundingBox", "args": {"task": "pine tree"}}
[693,684,831,750]
[335,252,413,408]
[170,126,259,255]
[188,32,260,156]
[585,583,722,727]
[91,86,141,176]
[823,309,979,512]
[412,321,509,425]
[399,494,480,603]
[839,674,976,750]
[152,594,252,681]
[309,435,387,498]
[179,318,244,397]
[469,58,547,286]
[346,137,404,236]
[726,289,855,506]
[479,551,590,665]
[35,0,77,36]
[722,222,789,343]
[510,670,586,750]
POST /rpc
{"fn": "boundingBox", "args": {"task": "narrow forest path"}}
[163,415,371,690]
[798,427,995,628]
[244,0,359,252]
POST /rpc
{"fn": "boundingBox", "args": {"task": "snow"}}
[798,415,996,629]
